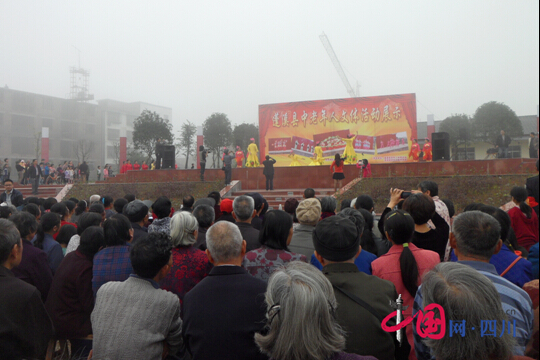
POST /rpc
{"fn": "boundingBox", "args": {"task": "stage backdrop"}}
[259,93,417,166]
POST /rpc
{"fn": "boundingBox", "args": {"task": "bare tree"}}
[34,131,42,161]
[73,140,95,164]
[177,120,197,169]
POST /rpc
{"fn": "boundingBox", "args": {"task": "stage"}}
[102,158,538,191]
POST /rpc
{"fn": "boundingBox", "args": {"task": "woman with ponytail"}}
[509,186,539,251]
[372,209,439,360]
[32,212,63,273]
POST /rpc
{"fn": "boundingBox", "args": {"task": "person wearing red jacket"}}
[330,154,347,194]
[133,161,141,170]
[408,139,420,161]
[423,139,432,161]
[125,160,133,172]
[141,161,149,170]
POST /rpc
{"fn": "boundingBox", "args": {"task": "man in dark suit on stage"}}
[526,159,539,221]
[27,159,42,195]
[182,221,268,360]
[495,130,512,159]
[155,138,163,170]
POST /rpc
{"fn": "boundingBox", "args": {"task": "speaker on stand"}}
[161,145,176,169]
[432,132,450,161]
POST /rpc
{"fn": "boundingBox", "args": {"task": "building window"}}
[453,147,475,161]
[11,115,35,135]
[42,97,54,111]
[107,112,121,126]
[60,140,74,158]
[107,145,117,159]
[107,128,120,141]
[61,121,76,139]
[12,92,36,113]
[11,136,35,155]
[508,145,521,159]
[42,118,54,131]
[86,124,95,135]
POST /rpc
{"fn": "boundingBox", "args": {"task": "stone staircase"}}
[229,188,336,210]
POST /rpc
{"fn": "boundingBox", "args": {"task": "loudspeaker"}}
[432,132,450,161]
[161,145,176,169]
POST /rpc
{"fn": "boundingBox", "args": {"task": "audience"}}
[8,211,53,302]
[66,212,103,255]
[181,194,195,212]
[371,209,440,359]
[320,196,337,219]
[192,204,215,251]
[288,198,321,258]
[313,216,400,359]
[32,212,63,274]
[182,221,268,360]
[246,192,265,230]
[148,196,172,234]
[91,232,182,359]
[160,211,212,304]
[113,198,128,214]
[72,200,88,224]
[56,224,77,255]
[88,202,106,223]
[421,262,516,360]
[0,219,53,360]
[124,200,149,244]
[232,195,261,251]
[92,214,134,295]
[218,198,235,223]
[102,195,115,219]
[46,226,105,358]
[243,210,307,280]
[255,261,377,360]
[208,191,223,221]
[413,211,534,359]
[509,186,539,251]
[303,187,316,199]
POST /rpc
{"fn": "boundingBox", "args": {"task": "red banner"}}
[258,93,417,165]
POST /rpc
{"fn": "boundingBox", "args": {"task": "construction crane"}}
[319,32,359,98]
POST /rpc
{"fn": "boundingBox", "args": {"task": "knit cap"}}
[296,198,321,226]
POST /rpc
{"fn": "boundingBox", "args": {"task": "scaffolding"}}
[69,67,94,102]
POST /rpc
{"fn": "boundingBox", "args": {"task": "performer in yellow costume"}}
[309,142,324,166]
[341,133,357,165]
[288,151,301,166]
[246,138,260,167]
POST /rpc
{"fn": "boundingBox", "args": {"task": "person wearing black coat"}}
[262,155,276,191]
[495,130,512,159]
[27,159,42,195]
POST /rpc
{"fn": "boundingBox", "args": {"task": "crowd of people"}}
[0,160,538,360]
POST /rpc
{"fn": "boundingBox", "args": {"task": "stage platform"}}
[102,158,538,191]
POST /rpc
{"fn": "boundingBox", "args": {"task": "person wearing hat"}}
[218,198,235,223]
[235,146,245,168]
[422,138,432,161]
[123,200,149,244]
[313,216,400,360]
[288,198,321,258]
[246,138,260,167]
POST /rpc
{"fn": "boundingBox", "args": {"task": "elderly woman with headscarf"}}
[255,261,377,360]
[160,211,212,304]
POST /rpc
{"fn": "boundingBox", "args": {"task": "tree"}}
[73,139,95,164]
[232,123,259,151]
[472,101,523,144]
[177,120,197,169]
[132,110,174,161]
[439,114,472,148]
[203,113,232,168]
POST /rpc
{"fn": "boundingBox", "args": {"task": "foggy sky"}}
[1,0,538,134]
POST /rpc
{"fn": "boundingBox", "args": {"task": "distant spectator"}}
[218,198,235,223]
[320,196,337,219]
[56,224,77,255]
[243,210,307,281]
[160,211,212,305]
[66,212,103,256]
[181,194,195,213]
[0,219,53,360]
[246,192,265,230]
[89,194,101,205]
[64,200,76,219]
[72,200,88,224]
[51,202,77,240]
[89,202,106,223]
[149,196,172,234]
[303,187,316,199]
[45,226,105,358]
[354,194,383,239]
[102,195,114,219]
[92,232,182,359]
[43,197,58,212]
[508,186,538,251]
[92,214,133,295]
[123,193,136,203]
[340,198,352,210]
[113,198,128,214]
[22,203,41,220]
[192,204,215,251]
[0,179,24,207]
[124,200,148,244]
[232,195,260,252]
[32,212,63,274]
[9,212,53,302]
[357,208,390,256]
[289,198,321,258]
[284,197,300,227]
[208,191,222,220]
